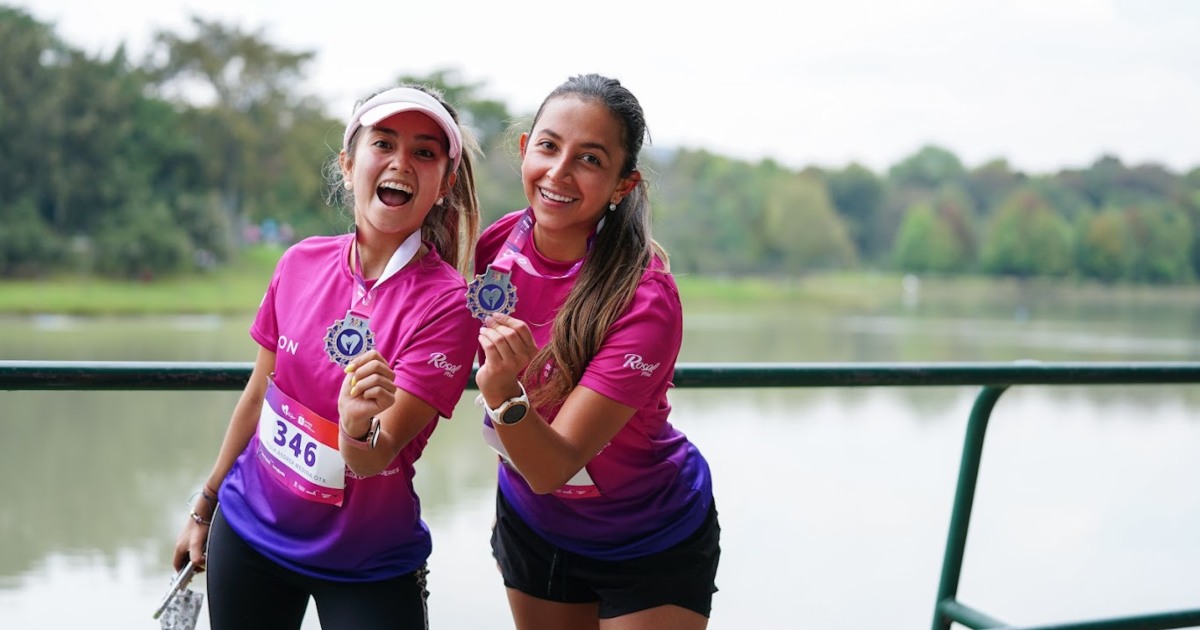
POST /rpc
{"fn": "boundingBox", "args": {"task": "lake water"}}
[1,279,1199,629]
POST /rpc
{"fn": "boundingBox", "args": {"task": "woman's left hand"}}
[338,350,397,429]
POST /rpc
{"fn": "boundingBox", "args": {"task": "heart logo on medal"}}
[481,287,503,310]
[339,331,362,355]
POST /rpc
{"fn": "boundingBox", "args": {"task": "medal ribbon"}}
[349,229,423,318]
[466,208,601,322]
[489,207,595,279]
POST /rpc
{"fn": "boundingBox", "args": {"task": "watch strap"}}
[340,416,380,450]
[484,382,529,425]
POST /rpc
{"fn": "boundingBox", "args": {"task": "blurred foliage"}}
[980,188,1074,277]
[0,6,1197,285]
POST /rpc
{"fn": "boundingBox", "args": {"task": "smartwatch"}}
[485,382,530,426]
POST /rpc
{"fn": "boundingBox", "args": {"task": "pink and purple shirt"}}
[219,233,477,581]
[477,210,713,561]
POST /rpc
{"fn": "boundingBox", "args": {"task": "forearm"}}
[194,381,266,517]
[338,413,389,476]
[194,347,275,518]
[491,385,634,493]
[339,391,438,476]
[495,408,593,494]
[476,315,633,492]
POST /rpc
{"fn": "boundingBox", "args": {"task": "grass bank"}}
[0,246,284,316]
[1,247,1196,316]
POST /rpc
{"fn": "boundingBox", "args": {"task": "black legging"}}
[205,507,429,630]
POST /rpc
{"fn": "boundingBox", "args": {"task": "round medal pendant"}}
[324,312,375,366]
[466,265,518,321]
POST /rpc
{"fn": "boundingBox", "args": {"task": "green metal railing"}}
[3,359,1200,629]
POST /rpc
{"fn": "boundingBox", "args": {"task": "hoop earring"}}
[608,202,617,212]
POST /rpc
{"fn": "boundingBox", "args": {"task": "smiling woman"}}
[168,84,485,630]
[472,74,721,630]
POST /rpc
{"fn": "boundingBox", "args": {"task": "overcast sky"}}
[16,0,1200,175]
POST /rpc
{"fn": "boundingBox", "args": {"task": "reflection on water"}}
[1,290,1198,629]
[837,315,1200,359]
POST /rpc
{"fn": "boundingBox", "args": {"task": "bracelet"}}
[189,488,219,510]
[340,416,380,450]
[189,511,212,526]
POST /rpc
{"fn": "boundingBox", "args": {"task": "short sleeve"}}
[578,271,682,409]
[390,285,479,419]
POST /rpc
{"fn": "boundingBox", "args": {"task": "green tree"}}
[1028,174,1093,224]
[0,197,65,277]
[893,203,966,273]
[144,16,321,238]
[888,144,967,191]
[1059,155,1181,209]
[0,7,64,225]
[1076,209,1131,283]
[94,200,194,279]
[761,172,856,272]
[656,150,768,275]
[967,158,1025,217]
[930,184,979,265]
[1122,203,1193,284]
[0,7,208,275]
[263,103,344,239]
[980,188,1073,277]
[48,49,163,234]
[1185,167,1200,277]
[825,163,884,261]
[173,192,236,266]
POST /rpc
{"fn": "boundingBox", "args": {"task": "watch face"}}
[500,402,528,425]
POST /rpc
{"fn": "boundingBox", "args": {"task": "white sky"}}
[16,0,1200,174]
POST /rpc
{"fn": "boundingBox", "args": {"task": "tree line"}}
[2,6,1198,284]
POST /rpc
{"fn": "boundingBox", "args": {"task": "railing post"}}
[932,385,1009,630]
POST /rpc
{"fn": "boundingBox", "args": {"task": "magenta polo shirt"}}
[476,210,713,561]
[218,233,477,581]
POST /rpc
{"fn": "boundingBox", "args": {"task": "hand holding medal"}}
[338,350,397,438]
[476,312,538,397]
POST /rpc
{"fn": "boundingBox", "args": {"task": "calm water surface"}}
[2,284,1199,629]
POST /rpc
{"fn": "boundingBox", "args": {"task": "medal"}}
[324,312,375,366]
[323,230,421,366]
[467,208,595,321]
[467,265,519,321]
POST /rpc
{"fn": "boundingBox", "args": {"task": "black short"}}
[491,491,721,619]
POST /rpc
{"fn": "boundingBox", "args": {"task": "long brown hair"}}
[327,84,481,276]
[525,74,669,408]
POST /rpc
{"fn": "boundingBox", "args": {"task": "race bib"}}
[256,378,346,506]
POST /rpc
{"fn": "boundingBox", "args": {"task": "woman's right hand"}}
[172,515,210,573]
[476,313,537,404]
[338,349,397,430]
